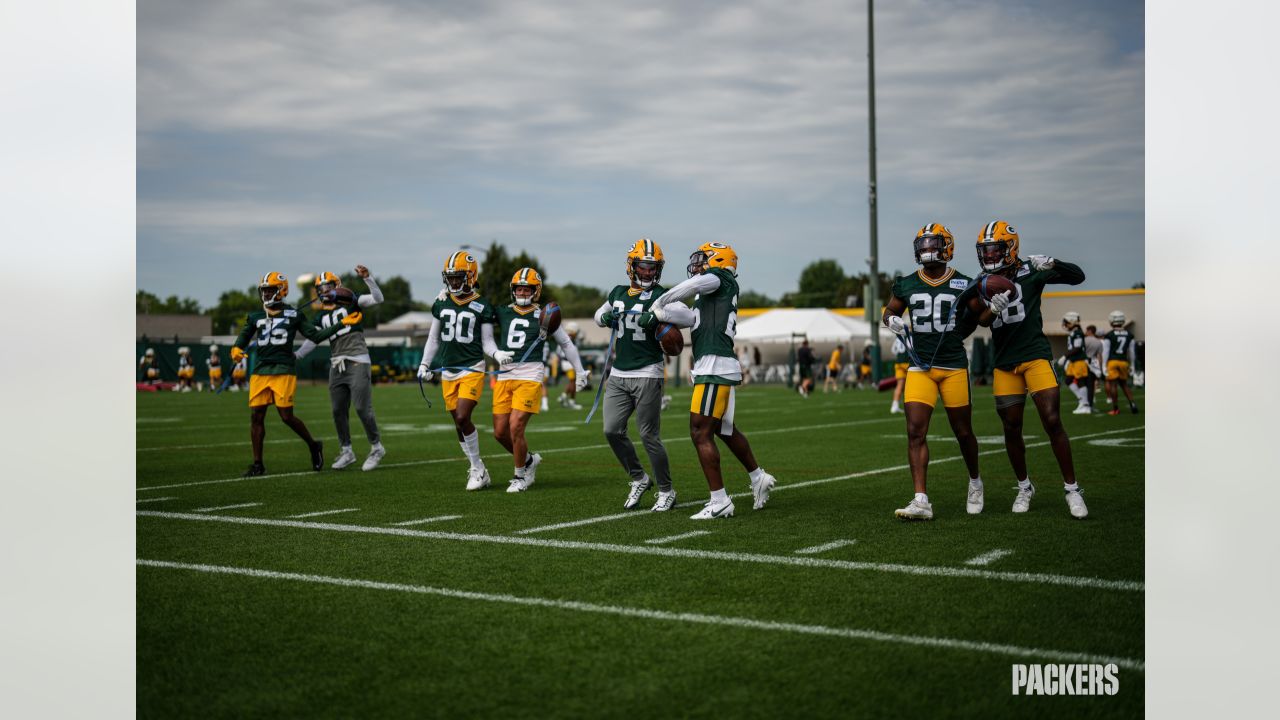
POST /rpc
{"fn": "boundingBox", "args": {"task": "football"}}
[978,273,1016,301]
[322,287,358,307]
[539,301,562,337]
[654,322,684,356]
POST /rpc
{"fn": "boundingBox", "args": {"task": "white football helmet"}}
[566,322,581,337]
[209,344,219,353]
[1062,311,1081,329]
[178,346,191,355]
[1109,310,1126,327]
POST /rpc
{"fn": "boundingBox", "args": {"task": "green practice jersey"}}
[431,294,497,369]
[235,307,342,376]
[494,304,543,358]
[1104,329,1134,359]
[1065,326,1086,361]
[959,260,1086,369]
[606,284,666,371]
[889,268,973,369]
[692,268,739,364]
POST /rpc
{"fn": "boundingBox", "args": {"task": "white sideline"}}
[965,549,1014,567]
[135,418,899,492]
[795,539,858,555]
[511,425,1145,535]
[135,558,1145,671]
[391,515,464,527]
[136,496,177,504]
[287,508,360,519]
[136,510,1144,592]
[192,502,262,513]
[644,530,711,545]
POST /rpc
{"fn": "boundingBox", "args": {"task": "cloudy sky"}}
[137,0,1143,307]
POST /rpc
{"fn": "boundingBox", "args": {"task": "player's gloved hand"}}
[575,369,590,392]
[417,363,434,382]
[1027,254,1055,271]
[340,311,363,326]
[492,350,515,366]
[987,290,1012,315]
[231,346,246,362]
[885,316,907,336]
[436,289,449,302]
[1056,356,1067,368]
[636,311,657,328]
[598,309,618,328]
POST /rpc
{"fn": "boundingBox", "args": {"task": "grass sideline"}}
[137,381,1144,717]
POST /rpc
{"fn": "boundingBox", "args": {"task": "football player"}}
[888,336,909,414]
[796,339,815,397]
[882,224,984,520]
[593,238,676,511]
[176,346,195,392]
[557,322,584,409]
[230,353,248,391]
[295,265,387,471]
[417,251,501,490]
[961,221,1089,519]
[823,344,843,394]
[491,268,588,492]
[232,272,358,478]
[139,347,160,384]
[206,344,223,391]
[1083,324,1105,409]
[1058,312,1092,414]
[649,242,778,519]
[1102,310,1139,415]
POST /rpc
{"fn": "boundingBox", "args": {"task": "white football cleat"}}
[750,471,777,510]
[466,466,491,491]
[894,498,934,521]
[690,497,735,520]
[967,484,984,514]
[523,453,542,487]
[331,447,357,470]
[623,476,653,510]
[660,395,672,411]
[1065,489,1089,519]
[1012,482,1036,513]
[506,475,530,493]
[541,396,549,411]
[1072,404,1093,415]
[362,445,385,471]
[651,489,677,512]
[890,404,902,414]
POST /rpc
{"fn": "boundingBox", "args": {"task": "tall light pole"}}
[866,0,882,382]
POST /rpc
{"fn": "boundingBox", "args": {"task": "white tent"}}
[735,309,873,344]
[377,311,434,330]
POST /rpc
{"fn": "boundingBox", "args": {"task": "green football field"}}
[136,380,1144,718]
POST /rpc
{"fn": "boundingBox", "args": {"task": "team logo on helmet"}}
[258,271,290,310]
[976,220,1021,273]
[686,241,739,277]
[626,238,665,290]
[510,267,543,307]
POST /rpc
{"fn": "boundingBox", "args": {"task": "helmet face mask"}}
[631,260,661,288]
[976,221,1021,273]
[315,271,340,298]
[686,241,738,278]
[626,238,665,289]
[977,241,1013,272]
[913,224,955,265]
[510,267,543,307]
[441,252,479,296]
[443,271,470,294]
[259,272,289,310]
[686,250,709,277]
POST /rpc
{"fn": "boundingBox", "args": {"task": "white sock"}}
[915,492,929,504]
[341,445,353,454]
[710,488,729,503]
[749,467,766,482]
[1064,482,1080,493]
[371,442,383,451]
[460,430,482,469]
[969,477,983,489]
[514,465,526,479]
[1017,478,1032,490]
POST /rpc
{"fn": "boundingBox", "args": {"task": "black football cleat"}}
[310,440,324,471]
[1130,403,1140,414]
[243,462,266,478]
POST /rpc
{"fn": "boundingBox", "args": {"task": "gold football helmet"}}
[914,223,955,264]
[976,221,1021,273]
[315,271,341,295]
[258,271,289,310]
[686,241,738,277]
[442,251,480,295]
[626,238,665,289]
[510,267,543,307]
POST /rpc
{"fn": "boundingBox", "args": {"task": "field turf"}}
[136,380,1144,718]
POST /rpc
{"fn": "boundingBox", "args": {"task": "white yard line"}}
[511,425,1144,535]
[795,539,858,555]
[192,502,262,513]
[644,530,711,545]
[135,558,1145,671]
[390,515,464,527]
[136,510,1143,592]
[135,496,177,504]
[286,508,360,519]
[136,418,900,492]
[965,549,1014,567]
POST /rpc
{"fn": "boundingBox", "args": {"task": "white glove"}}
[575,370,590,392]
[1027,254,1055,271]
[493,350,515,366]
[885,316,907,336]
[1056,356,1067,369]
[436,288,449,302]
[417,363,434,382]
[987,290,1012,315]
[653,304,669,322]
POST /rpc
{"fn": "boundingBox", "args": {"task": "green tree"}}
[738,290,777,308]
[794,259,846,308]
[543,282,606,317]
[339,272,417,326]
[207,287,260,335]
[137,290,202,315]
[477,242,547,306]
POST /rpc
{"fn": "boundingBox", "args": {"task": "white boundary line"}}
[795,539,858,555]
[390,515,464,527]
[135,558,1145,671]
[286,508,360,519]
[643,530,711,545]
[135,510,1144,592]
[135,418,900,492]
[192,502,262,513]
[965,549,1014,567]
[136,496,177,504]
[511,425,1144,535]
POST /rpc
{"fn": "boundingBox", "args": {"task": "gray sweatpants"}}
[330,361,380,447]
[602,376,671,491]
